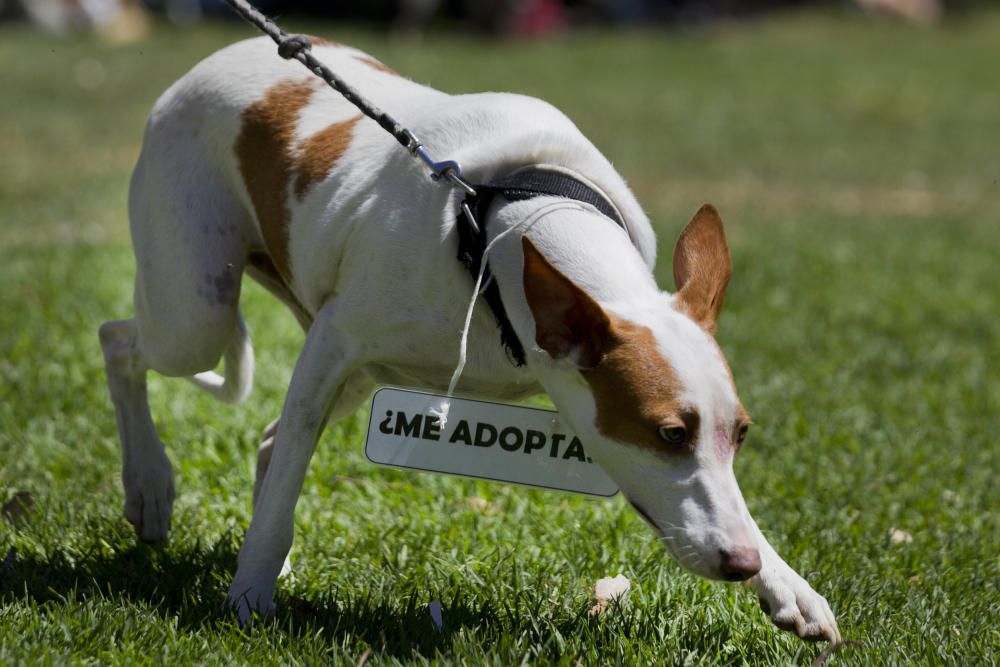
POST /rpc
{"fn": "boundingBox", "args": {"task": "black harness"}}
[456,167,628,367]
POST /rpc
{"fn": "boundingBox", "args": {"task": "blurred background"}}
[1,0,996,249]
[0,0,973,39]
[1,0,998,662]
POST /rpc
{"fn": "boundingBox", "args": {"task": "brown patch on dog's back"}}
[582,316,688,452]
[293,115,361,200]
[354,55,398,76]
[236,79,363,282]
[235,79,315,282]
[307,35,340,48]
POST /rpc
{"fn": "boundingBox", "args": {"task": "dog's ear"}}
[672,204,732,334]
[522,237,610,368]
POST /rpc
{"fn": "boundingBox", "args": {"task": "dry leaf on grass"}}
[889,528,913,544]
[465,496,499,514]
[588,574,631,617]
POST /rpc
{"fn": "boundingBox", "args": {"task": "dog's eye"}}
[658,425,687,445]
[736,424,749,447]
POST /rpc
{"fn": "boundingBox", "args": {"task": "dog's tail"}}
[186,312,254,404]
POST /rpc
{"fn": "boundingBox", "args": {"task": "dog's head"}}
[523,204,760,581]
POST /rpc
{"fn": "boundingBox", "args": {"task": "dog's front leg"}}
[746,516,842,643]
[227,303,358,623]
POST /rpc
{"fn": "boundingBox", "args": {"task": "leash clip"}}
[402,129,480,234]
[402,129,477,197]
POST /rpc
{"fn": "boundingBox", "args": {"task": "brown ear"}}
[522,237,610,368]
[672,204,732,334]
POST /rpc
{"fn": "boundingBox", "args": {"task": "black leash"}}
[219,0,628,367]
[219,0,478,198]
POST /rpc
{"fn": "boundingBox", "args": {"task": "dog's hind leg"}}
[187,312,255,404]
[100,318,176,544]
[101,154,253,544]
[101,298,251,544]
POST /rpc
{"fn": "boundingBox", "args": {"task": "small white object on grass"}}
[588,574,631,617]
[428,599,443,630]
[465,496,499,514]
[889,528,913,544]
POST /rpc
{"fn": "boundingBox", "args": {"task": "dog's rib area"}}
[245,252,313,331]
[235,80,361,284]
[235,79,315,283]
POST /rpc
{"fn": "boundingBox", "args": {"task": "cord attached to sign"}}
[431,201,595,428]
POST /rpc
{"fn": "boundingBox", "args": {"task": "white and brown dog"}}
[99,36,840,641]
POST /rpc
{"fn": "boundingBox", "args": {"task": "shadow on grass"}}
[0,529,813,662]
[0,534,240,628]
[0,533,508,659]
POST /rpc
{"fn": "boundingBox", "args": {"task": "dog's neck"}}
[483,197,663,362]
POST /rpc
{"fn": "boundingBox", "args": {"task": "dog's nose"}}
[718,546,761,581]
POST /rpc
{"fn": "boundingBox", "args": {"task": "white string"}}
[431,201,592,428]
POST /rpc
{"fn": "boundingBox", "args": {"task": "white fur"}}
[99,37,839,642]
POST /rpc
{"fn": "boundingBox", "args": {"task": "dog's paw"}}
[227,582,276,626]
[749,566,841,643]
[122,448,175,545]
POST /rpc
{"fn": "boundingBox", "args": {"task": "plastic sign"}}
[365,387,619,498]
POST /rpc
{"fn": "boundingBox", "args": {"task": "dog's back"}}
[132,37,654,315]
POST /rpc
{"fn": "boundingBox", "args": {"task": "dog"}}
[99,35,840,642]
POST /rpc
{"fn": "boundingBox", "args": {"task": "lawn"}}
[1,8,999,665]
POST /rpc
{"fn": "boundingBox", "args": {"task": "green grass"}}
[2,9,999,665]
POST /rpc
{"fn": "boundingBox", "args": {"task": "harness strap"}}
[456,167,628,368]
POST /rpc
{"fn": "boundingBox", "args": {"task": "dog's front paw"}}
[123,447,175,545]
[749,566,841,642]
[227,580,276,626]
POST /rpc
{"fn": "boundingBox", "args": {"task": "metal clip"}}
[461,201,481,235]
[402,129,477,196]
[401,128,422,156]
